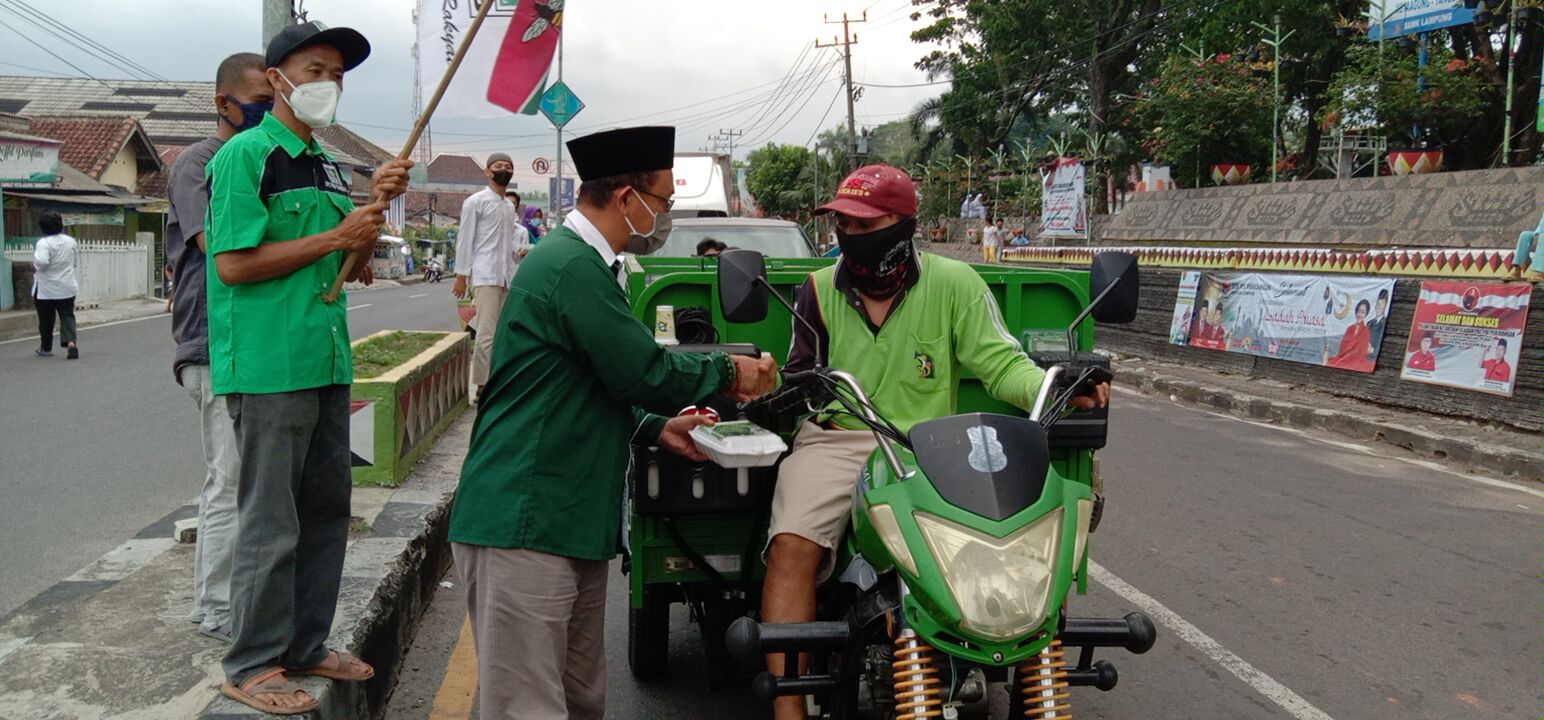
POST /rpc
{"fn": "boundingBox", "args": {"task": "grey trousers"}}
[470,285,508,388]
[179,364,241,634]
[452,543,608,720]
[223,384,352,685]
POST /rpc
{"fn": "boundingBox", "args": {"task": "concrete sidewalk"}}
[0,297,169,344]
[0,413,469,720]
[1114,354,1541,484]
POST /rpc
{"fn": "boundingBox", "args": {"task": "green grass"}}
[353,331,444,378]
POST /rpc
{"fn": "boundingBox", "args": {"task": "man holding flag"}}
[206,21,412,714]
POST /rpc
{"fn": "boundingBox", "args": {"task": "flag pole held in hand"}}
[324,0,497,303]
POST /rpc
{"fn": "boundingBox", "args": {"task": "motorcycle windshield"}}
[908,413,1050,521]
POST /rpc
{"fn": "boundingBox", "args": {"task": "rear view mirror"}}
[1090,252,1139,324]
[718,249,769,323]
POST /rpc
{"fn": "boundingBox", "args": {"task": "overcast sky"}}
[0,0,944,190]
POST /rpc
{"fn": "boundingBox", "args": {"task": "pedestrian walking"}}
[981,217,1001,263]
[452,152,529,405]
[447,126,777,720]
[204,21,412,715]
[166,51,272,645]
[31,212,78,359]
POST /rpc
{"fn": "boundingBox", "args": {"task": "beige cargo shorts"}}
[765,421,881,582]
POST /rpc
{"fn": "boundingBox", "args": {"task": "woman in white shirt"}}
[31,212,80,359]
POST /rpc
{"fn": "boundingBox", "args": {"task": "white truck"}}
[669,152,736,219]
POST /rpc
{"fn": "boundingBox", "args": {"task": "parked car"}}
[658,218,816,259]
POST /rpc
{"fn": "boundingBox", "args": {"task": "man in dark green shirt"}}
[449,126,776,719]
[206,22,413,715]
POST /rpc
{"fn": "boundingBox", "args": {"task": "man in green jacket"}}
[762,165,1110,720]
[448,126,777,720]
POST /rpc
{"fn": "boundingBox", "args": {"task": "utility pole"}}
[717,128,744,158]
[818,11,866,171]
[261,0,292,47]
[1251,14,1295,182]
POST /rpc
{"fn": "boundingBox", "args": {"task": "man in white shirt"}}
[452,153,530,402]
[31,212,80,359]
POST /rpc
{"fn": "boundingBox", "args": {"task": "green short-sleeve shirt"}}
[205,113,356,395]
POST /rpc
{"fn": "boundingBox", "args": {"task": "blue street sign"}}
[539,81,585,128]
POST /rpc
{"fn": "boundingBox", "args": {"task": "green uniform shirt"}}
[812,253,1046,433]
[205,113,355,395]
[449,224,734,560]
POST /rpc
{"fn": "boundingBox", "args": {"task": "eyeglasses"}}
[634,187,675,212]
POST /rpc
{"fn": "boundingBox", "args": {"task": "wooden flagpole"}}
[325,0,497,303]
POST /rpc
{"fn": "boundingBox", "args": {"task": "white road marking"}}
[348,303,373,310]
[1116,385,1544,501]
[0,312,165,345]
[1089,561,1337,720]
[409,293,428,298]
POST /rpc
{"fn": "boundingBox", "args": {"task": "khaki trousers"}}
[470,285,509,387]
[453,543,608,720]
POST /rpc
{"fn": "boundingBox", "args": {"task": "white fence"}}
[6,237,150,303]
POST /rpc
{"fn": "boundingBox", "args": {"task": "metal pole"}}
[261,0,290,47]
[1415,31,1428,143]
[1272,15,1281,182]
[1504,3,1518,163]
[555,29,565,223]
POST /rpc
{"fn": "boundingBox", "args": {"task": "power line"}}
[741,59,842,147]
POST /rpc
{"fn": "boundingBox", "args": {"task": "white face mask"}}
[276,70,340,128]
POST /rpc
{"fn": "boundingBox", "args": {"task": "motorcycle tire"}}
[628,586,671,680]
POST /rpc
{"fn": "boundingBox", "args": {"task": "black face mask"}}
[836,217,917,299]
[491,170,514,186]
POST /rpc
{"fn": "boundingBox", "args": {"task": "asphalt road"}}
[385,391,1541,720]
[0,281,461,619]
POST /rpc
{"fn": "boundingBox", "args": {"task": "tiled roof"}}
[0,75,371,167]
[405,189,472,221]
[315,124,394,167]
[428,154,488,185]
[26,115,159,179]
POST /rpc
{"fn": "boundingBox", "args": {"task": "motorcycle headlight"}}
[915,511,1062,641]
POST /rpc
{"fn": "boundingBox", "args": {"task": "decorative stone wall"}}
[1099,167,1543,249]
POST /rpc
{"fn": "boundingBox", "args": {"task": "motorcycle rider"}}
[761,164,1111,719]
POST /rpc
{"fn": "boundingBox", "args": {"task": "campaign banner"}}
[1399,281,1530,396]
[1169,270,1201,345]
[1039,159,1086,238]
[1186,272,1397,373]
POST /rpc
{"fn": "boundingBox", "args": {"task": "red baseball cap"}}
[815,164,918,219]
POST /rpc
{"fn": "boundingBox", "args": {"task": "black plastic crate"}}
[630,447,778,516]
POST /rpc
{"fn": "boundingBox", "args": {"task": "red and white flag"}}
[415,0,562,118]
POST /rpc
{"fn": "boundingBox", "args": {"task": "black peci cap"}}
[566,127,675,181]
[266,21,371,72]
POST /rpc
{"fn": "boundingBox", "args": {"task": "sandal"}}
[221,667,319,715]
[293,649,374,682]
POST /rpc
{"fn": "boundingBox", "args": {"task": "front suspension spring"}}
[1018,638,1073,719]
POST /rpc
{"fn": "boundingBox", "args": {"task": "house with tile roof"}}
[0,75,384,176]
[25,116,162,193]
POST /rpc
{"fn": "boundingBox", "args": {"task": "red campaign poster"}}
[1399,281,1532,397]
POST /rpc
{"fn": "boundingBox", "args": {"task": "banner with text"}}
[1038,159,1086,238]
[1399,281,1530,396]
[1184,272,1397,373]
[1169,270,1201,345]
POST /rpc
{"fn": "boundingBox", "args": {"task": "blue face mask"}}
[221,100,272,132]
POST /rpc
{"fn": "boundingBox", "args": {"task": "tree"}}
[1132,55,1275,186]
[745,143,813,218]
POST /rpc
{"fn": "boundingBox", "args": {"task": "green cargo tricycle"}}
[622,251,1156,719]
